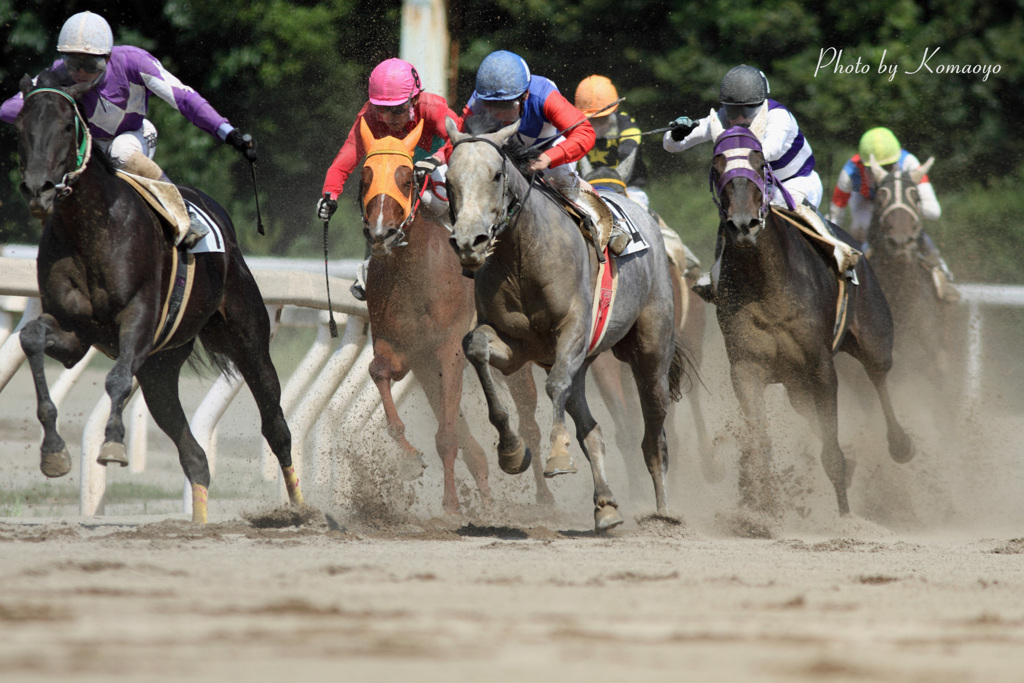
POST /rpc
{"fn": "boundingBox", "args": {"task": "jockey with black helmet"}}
[663,65,859,302]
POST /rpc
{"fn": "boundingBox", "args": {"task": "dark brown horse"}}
[865,158,955,389]
[14,71,303,522]
[709,126,913,521]
[356,118,552,515]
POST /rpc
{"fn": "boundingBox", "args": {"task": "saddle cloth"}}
[115,171,224,254]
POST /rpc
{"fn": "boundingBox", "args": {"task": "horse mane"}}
[463,114,542,177]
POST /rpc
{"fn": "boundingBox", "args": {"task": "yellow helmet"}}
[575,75,618,117]
[859,127,901,166]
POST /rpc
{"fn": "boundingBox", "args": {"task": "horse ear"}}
[445,116,465,145]
[358,117,376,151]
[493,119,521,146]
[910,156,934,185]
[869,154,888,184]
[403,117,425,155]
[19,74,33,95]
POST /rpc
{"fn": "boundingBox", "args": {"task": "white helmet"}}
[57,12,113,56]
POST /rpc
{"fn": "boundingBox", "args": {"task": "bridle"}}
[450,135,534,240]
[709,126,793,227]
[359,145,428,248]
[24,87,92,198]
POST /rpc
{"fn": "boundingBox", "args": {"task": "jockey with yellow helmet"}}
[829,127,954,300]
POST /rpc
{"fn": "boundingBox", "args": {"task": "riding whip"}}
[321,193,339,338]
[526,97,627,153]
[242,134,265,235]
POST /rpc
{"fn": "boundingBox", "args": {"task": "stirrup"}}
[349,280,367,302]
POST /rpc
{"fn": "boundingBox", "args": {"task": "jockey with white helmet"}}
[1,11,257,247]
[316,57,461,300]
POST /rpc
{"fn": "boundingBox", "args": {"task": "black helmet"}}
[719,65,769,106]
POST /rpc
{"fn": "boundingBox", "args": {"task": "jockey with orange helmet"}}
[316,57,460,299]
[574,75,650,210]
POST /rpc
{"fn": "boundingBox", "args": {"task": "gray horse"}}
[444,117,687,531]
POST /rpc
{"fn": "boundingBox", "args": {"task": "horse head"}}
[358,117,425,256]
[15,71,93,221]
[710,127,772,249]
[868,155,934,261]
[444,115,522,270]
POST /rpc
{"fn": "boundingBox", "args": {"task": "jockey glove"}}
[317,197,338,221]
[413,157,441,183]
[226,129,258,162]
[669,116,694,141]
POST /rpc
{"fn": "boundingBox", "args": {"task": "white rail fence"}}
[0,246,421,517]
[0,246,1020,517]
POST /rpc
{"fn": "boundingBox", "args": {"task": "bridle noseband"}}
[24,87,92,198]
[709,127,793,227]
[450,135,534,240]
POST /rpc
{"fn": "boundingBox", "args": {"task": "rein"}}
[24,87,92,197]
[450,135,535,239]
[709,127,794,226]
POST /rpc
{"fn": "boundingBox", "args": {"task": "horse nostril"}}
[472,233,490,249]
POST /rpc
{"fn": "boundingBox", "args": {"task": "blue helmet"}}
[475,50,531,101]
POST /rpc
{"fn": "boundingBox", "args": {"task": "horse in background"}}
[14,71,303,522]
[445,117,687,532]
[865,157,957,393]
[709,126,913,523]
[356,118,553,516]
[584,166,721,490]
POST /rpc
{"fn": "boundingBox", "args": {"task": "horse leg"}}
[730,361,779,516]
[866,366,915,464]
[565,368,623,531]
[136,345,213,523]
[505,367,555,506]
[801,365,851,516]
[455,411,493,510]
[368,341,421,458]
[590,354,647,498]
[463,325,531,475]
[200,297,303,505]
[628,361,672,517]
[541,334,589,479]
[19,314,90,477]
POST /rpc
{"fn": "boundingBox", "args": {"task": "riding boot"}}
[918,232,959,303]
[693,230,724,304]
[350,257,369,302]
[796,201,860,282]
[121,152,204,248]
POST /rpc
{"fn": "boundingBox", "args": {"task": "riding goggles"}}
[62,54,107,74]
[723,103,761,126]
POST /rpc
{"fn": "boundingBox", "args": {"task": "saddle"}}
[772,205,861,277]
[536,178,623,258]
[115,171,191,244]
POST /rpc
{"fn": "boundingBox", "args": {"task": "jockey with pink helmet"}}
[317,57,460,299]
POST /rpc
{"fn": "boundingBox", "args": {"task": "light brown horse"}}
[357,119,552,515]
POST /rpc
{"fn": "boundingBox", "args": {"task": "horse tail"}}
[668,331,701,402]
[186,341,238,381]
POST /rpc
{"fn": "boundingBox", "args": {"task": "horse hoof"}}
[40,448,72,478]
[889,432,915,464]
[397,453,427,481]
[96,442,129,467]
[594,505,624,532]
[543,454,576,478]
[499,443,532,475]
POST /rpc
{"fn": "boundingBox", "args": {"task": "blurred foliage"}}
[1,0,1022,280]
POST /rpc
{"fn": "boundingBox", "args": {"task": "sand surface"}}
[1,315,1023,681]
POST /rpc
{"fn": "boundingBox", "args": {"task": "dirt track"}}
[2,322,1023,681]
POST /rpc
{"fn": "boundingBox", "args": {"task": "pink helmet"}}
[368,58,422,106]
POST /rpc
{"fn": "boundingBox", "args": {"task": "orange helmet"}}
[575,75,619,117]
